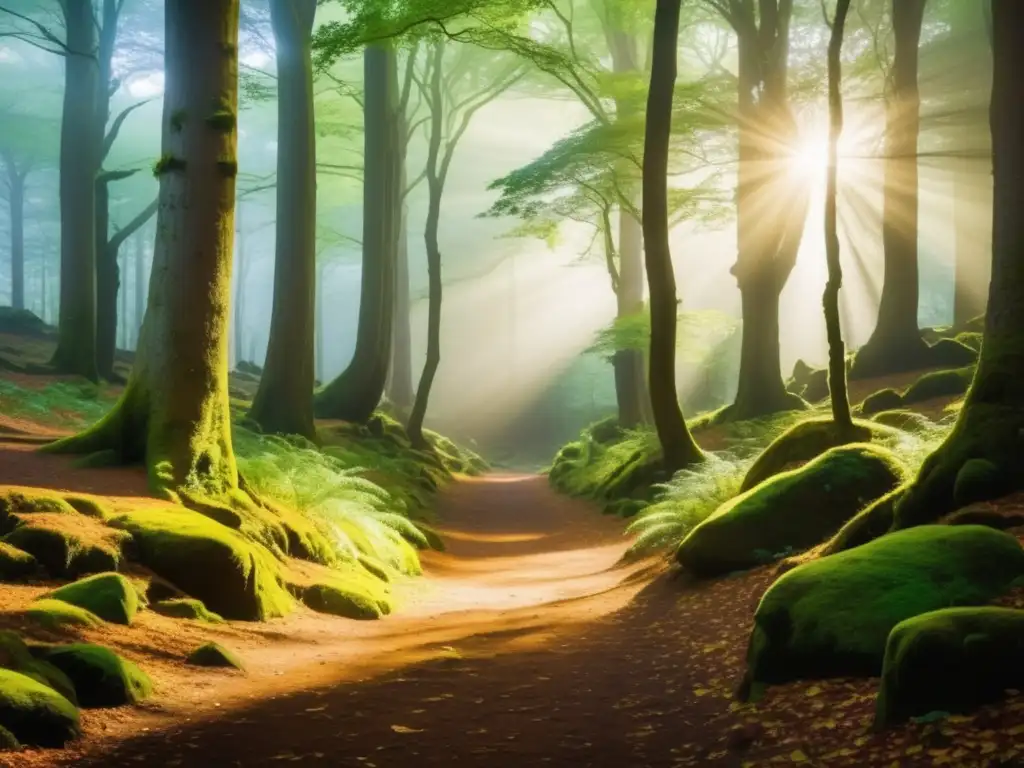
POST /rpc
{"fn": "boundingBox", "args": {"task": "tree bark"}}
[233,202,246,365]
[824,0,853,428]
[387,198,415,410]
[50,0,99,380]
[852,0,930,377]
[4,162,26,310]
[250,0,318,439]
[894,0,1024,527]
[642,0,703,472]
[133,229,145,349]
[314,44,397,423]
[46,0,245,499]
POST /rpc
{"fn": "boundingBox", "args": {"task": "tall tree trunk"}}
[315,259,326,383]
[6,167,25,310]
[642,0,703,472]
[50,0,99,380]
[895,0,1024,527]
[852,0,929,377]
[94,177,118,379]
[250,0,317,439]
[387,199,415,410]
[233,202,246,365]
[47,0,245,499]
[40,251,47,321]
[133,229,146,348]
[824,0,853,428]
[119,245,128,350]
[314,44,397,423]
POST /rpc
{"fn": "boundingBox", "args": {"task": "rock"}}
[0,631,77,705]
[875,607,1024,727]
[952,458,1006,508]
[109,507,292,621]
[186,642,245,670]
[870,409,934,433]
[23,599,103,630]
[36,644,152,708]
[861,388,904,416]
[0,542,36,581]
[0,724,18,751]
[902,366,974,405]
[47,572,140,625]
[743,525,1024,694]
[0,668,79,747]
[678,443,906,577]
[301,582,391,620]
[151,598,224,623]
[3,522,121,578]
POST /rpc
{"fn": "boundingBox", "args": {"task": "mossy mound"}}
[548,427,667,505]
[0,668,79,747]
[739,418,896,493]
[151,598,224,623]
[861,388,904,416]
[875,607,1024,728]
[0,724,17,750]
[186,642,244,671]
[2,513,125,578]
[0,631,77,705]
[743,525,1024,695]
[928,338,979,368]
[109,507,292,621]
[23,599,103,630]
[870,409,934,433]
[801,368,829,403]
[0,307,50,338]
[37,644,152,708]
[61,495,110,520]
[902,366,974,405]
[300,582,392,620]
[0,542,36,581]
[678,444,905,577]
[48,573,139,626]
[952,458,1005,508]
[0,490,76,531]
[821,484,905,555]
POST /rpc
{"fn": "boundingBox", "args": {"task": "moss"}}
[152,153,186,177]
[61,495,110,520]
[0,542,36,581]
[870,409,934,433]
[821,484,905,555]
[205,106,236,132]
[902,366,975,405]
[23,599,103,630]
[0,631,77,706]
[109,506,292,621]
[927,338,979,368]
[70,449,121,469]
[186,642,244,670]
[301,582,391,620]
[151,598,224,623]
[0,724,17,750]
[0,668,79,747]
[2,518,123,579]
[37,644,152,708]
[0,489,75,532]
[954,331,983,352]
[356,554,391,583]
[861,388,904,416]
[740,418,898,493]
[742,525,1024,696]
[875,607,1024,728]
[952,458,1006,508]
[216,158,238,177]
[678,444,906,577]
[48,573,140,626]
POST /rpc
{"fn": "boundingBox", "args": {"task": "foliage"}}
[0,380,117,430]
[585,307,739,364]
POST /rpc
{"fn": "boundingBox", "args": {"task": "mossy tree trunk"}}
[720,0,808,421]
[824,0,853,428]
[853,0,930,377]
[45,0,245,500]
[894,0,1024,528]
[249,0,318,439]
[0,151,28,310]
[233,201,247,366]
[643,0,704,472]
[51,0,99,381]
[314,44,398,423]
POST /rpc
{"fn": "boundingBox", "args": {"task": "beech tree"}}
[249,0,319,439]
[894,0,1024,527]
[644,0,704,471]
[47,0,248,500]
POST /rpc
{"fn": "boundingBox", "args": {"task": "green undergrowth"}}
[0,380,117,430]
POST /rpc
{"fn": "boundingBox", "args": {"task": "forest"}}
[0,0,1018,765]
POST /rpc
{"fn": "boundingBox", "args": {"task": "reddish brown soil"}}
[0,465,1018,768]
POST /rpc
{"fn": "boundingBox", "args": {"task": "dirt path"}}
[14,473,1024,768]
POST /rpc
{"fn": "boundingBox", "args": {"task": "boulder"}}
[186,642,245,671]
[47,572,140,625]
[36,644,152,708]
[0,668,79,747]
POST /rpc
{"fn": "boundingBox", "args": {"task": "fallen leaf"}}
[390,725,423,734]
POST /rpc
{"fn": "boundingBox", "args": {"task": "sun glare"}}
[790,136,830,179]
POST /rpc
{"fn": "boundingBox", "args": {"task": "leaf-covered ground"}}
[20,476,1023,768]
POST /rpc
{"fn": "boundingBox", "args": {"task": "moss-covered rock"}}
[954,332,983,352]
[870,409,934,433]
[301,582,391,620]
[48,573,139,626]
[821,484,905,555]
[151,598,224,623]
[186,642,244,670]
[61,495,110,520]
[0,668,79,747]
[739,418,896,493]
[928,338,979,368]
[902,366,974,405]
[801,368,830,403]
[678,444,906,577]
[36,644,152,708]
[0,542,36,581]
[109,507,292,621]
[875,607,1024,727]
[742,526,1024,696]
[2,518,122,578]
[0,724,18,750]
[23,599,103,630]
[0,631,77,706]
[952,458,1006,508]
[861,388,904,416]
[0,490,76,532]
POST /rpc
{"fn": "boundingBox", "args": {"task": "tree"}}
[313,43,400,423]
[46,0,247,501]
[0,147,31,310]
[249,0,318,439]
[643,0,703,472]
[405,37,524,447]
[704,0,809,421]
[823,0,852,428]
[893,0,1024,527]
[851,0,930,377]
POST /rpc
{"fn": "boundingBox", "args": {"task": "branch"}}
[103,98,154,161]
[97,168,139,185]
[107,197,157,252]
[0,4,69,55]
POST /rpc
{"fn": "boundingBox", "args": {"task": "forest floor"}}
[5,469,1021,768]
